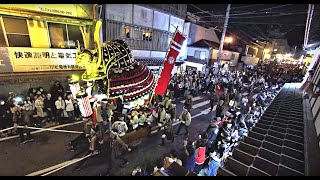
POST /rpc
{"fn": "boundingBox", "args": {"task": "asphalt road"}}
[0,93,232,176]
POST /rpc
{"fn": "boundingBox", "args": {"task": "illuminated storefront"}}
[0,4,93,72]
[0,4,94,95]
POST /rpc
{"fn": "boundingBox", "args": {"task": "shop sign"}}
[7,47,84,72]
[0,4,92,19]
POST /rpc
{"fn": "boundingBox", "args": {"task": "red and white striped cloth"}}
[78,96,93,118]
[69,83,81,99]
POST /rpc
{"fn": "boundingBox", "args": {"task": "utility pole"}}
[217,4,231,67]
[293,45,297,58]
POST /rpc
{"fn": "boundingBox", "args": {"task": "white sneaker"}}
[91,150,99,155]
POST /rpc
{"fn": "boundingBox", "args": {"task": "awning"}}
[135,57,184,66]
[185,56,208,64]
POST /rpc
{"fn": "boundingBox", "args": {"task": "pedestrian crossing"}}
[180,96,203,103]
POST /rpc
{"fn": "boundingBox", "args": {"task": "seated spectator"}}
[145,109,153,125]
[163,149,183,168]
[138,109,146,126]
[129,110,139,130]
[198,151,221,176]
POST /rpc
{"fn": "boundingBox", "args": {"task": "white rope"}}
[41,154,93,176]
[26,158,79,176]
[16,126,83,134]
[0,120,84,142]
[0,127,14,133]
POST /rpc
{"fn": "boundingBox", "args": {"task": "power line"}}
[190,4,218,17]
[273,27,297,38]
[231,4,265,10]
[229,4,294,16]
[229,12,306,19]
[199,4,293,18]
[237,25,267,40]
[253,25,269,39]
[198,11,284,18]
[198,20,305,26]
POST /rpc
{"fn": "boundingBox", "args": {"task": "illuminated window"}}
[195,50,206,60]
[67,25,84,49]
[48,22,84,49]
[124,26,130,38]
[200,52,206,60]
[143,29,152,41]
[1,16,31,47]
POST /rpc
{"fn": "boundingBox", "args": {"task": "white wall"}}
[230,53,240,67]
[189,23,219,44]
[105,4,133,24]
[169,16,184,33]
[183,22,191,38]
[241,56,259,65]
[211,50,234,60]
[182,61,206,72]
[133,5,153,28]
[150,51,166,58]
[132,50,151,58]
[187,47,209,58]
[153,10,169,31]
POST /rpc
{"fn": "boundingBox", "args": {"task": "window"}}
[48,22,84,49]
[124,26,130,38]
[195,50,206,59]
[200,51,206,60]
[1,16,31,47]
[143,29,152,41]
[133,27,142,40]
[0,18,6,47]
[67,25,84,49]
[106,20,167,51]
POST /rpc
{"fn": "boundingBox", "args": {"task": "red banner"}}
[155,31,186,95]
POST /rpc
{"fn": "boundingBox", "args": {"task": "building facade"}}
[0,4,94,95]
[183,22,240,71]
[101,4,187,75]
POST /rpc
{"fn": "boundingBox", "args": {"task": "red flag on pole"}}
[155,30,186,95]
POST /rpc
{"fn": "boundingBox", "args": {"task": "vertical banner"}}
[69,82,81,99]
[78,96,93,118]
[155,30,186,95]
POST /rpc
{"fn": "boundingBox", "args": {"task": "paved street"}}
[0,94,215,176]
[0,90,261,176]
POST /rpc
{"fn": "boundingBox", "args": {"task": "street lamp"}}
[224,37,233,44]
[263,49,270,53]
[224,36,233,51]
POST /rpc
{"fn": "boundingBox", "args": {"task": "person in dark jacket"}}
[182,138,196,172]
[0,100,12,135]
[215,102,223,119]
[115,97,124,115]
[209,93,215,111]
[44,93,56,121]
[206,119,220,151]
[184,96,192,113]
[50,81,65,102]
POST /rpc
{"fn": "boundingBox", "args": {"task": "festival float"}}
[72,20,156,111]
[69,20,185,146]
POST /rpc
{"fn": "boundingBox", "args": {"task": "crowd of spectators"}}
[131,62,305,176]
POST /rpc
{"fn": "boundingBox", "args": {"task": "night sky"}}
[187,4,308,49]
